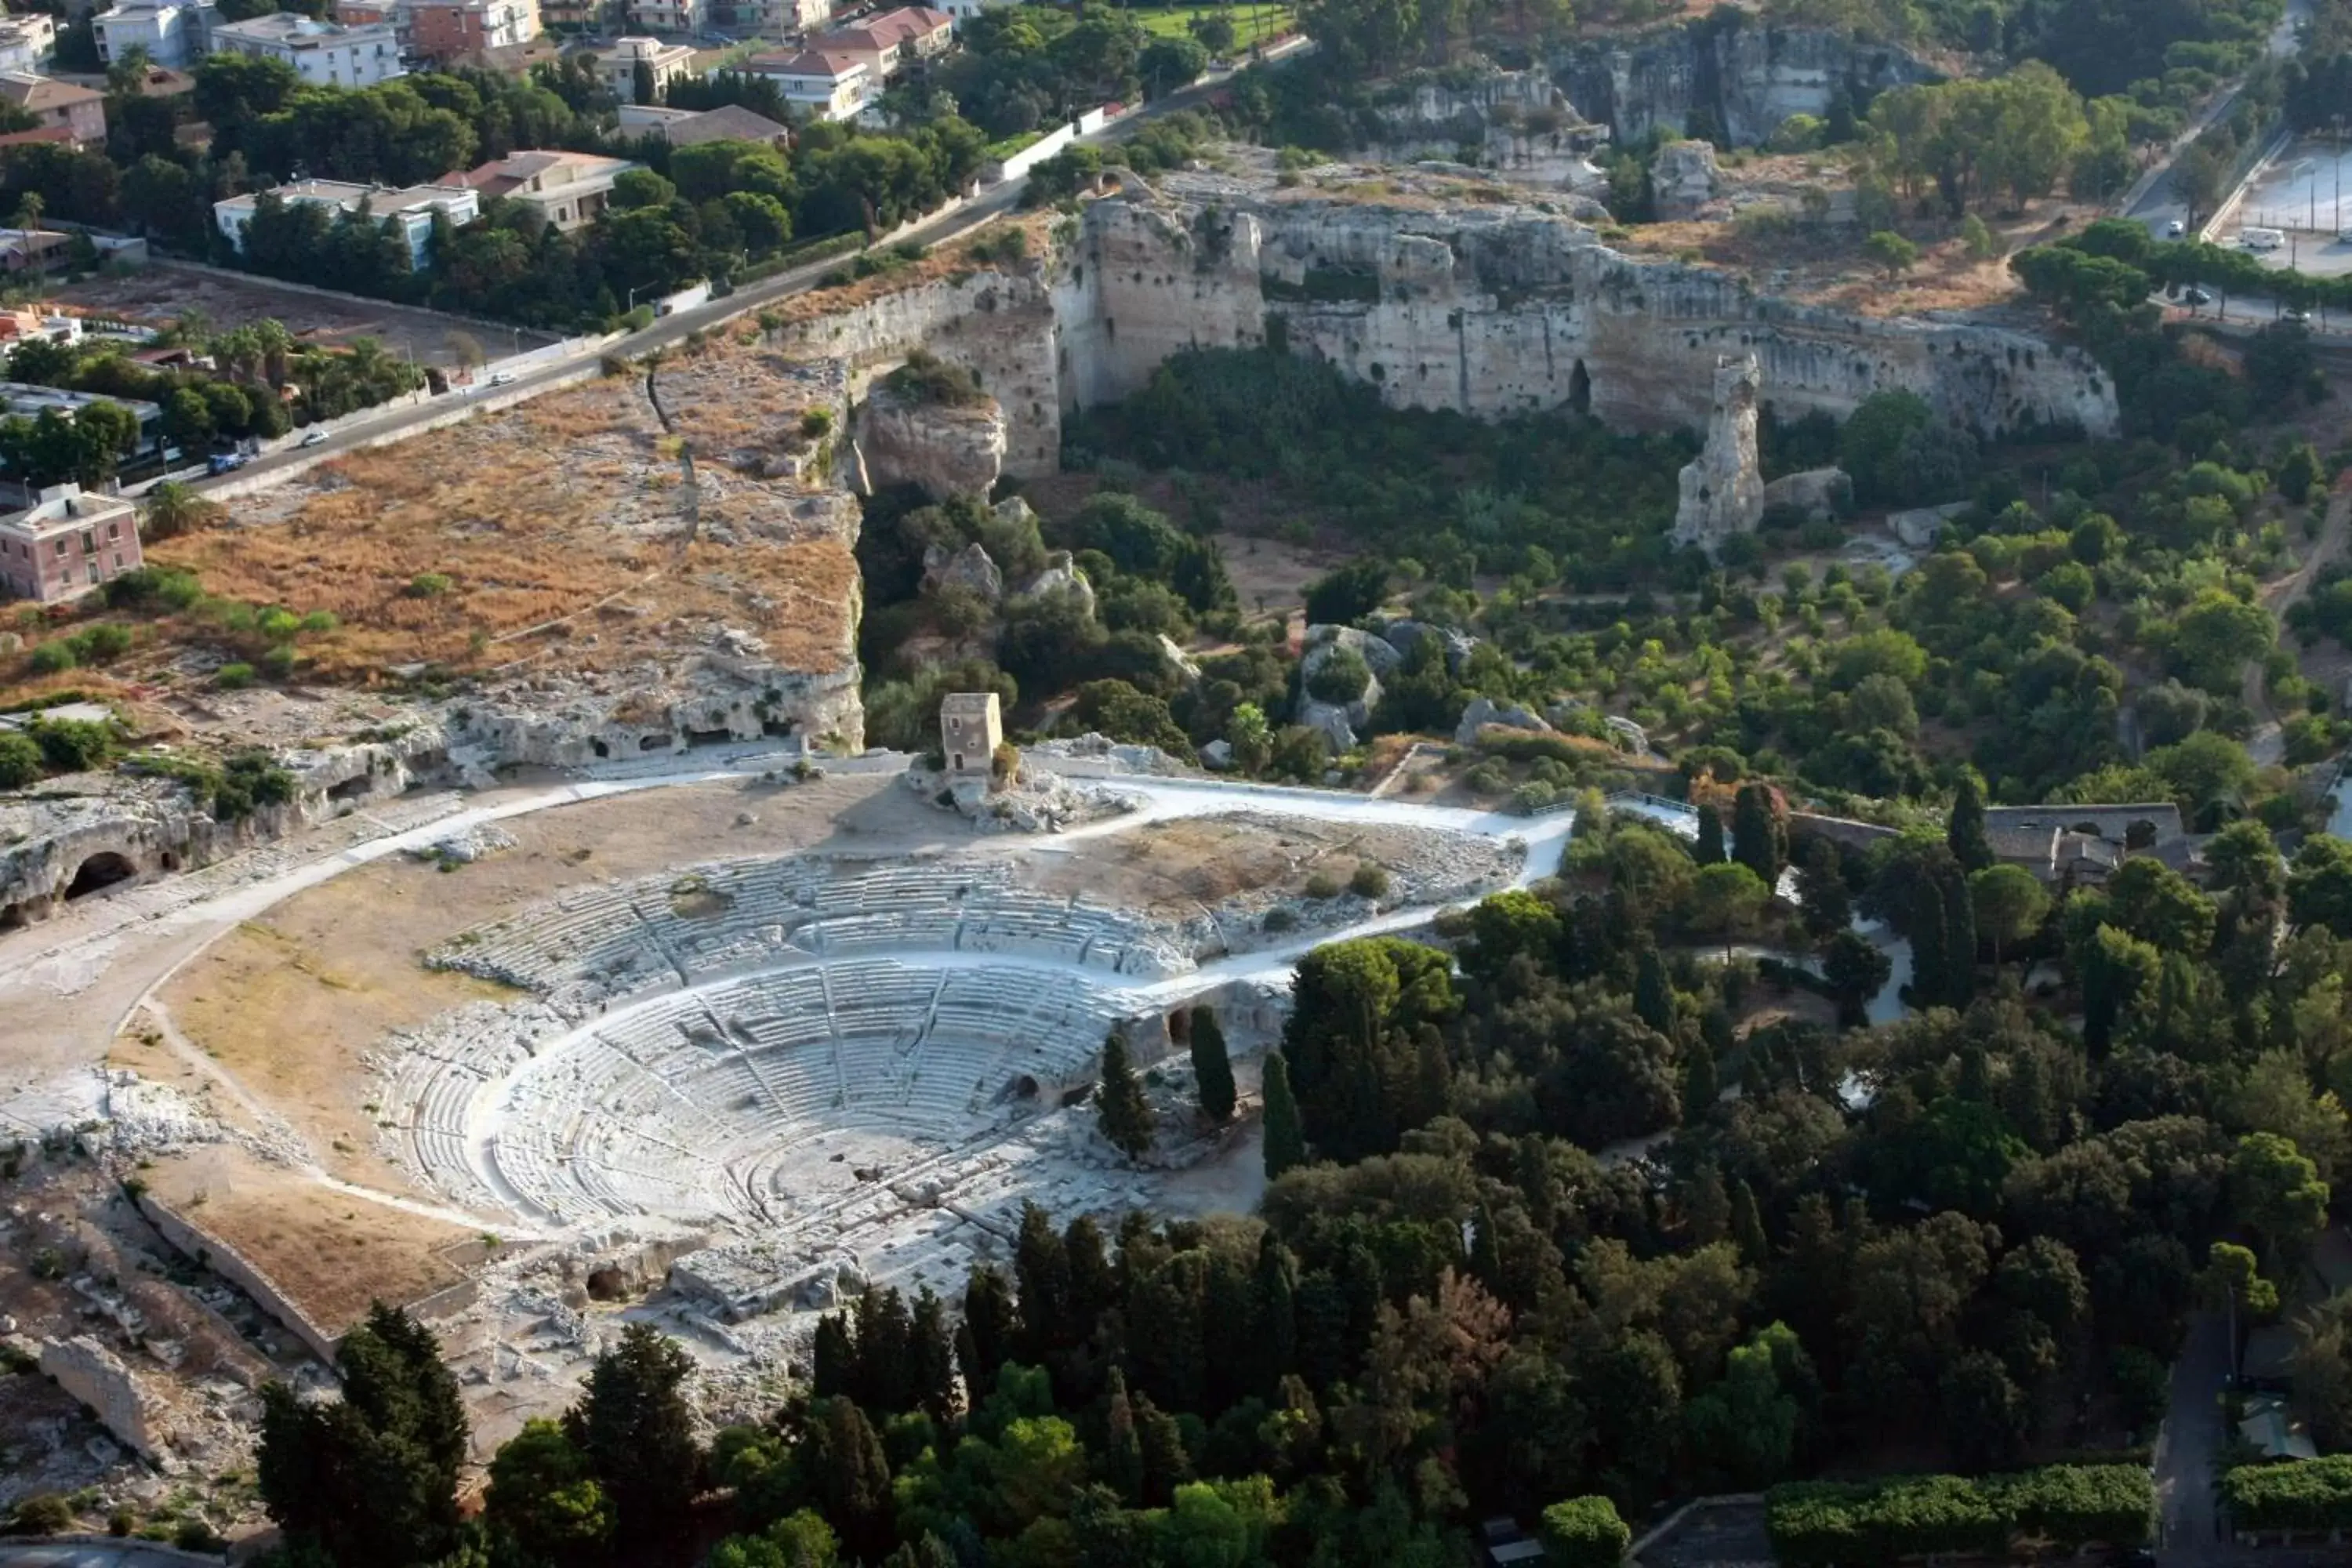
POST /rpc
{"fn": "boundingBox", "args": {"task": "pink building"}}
[0,485,143,604]
[0,73,105,147]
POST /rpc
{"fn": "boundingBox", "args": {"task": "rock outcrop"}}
[1556,20,1938,147]
[1360,66,1610,190]
[855,379,1009,499]
[1058,176,2117,445]
[40,1335,165,1462]
[1671,353,1766,550]
[1650,139,1721,219]
[1762,465,1853,521]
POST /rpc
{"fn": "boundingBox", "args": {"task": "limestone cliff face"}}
[855,382,1009,499]
[778,270,1061,478]
[1557,22,1937,146]
[1063,189,2118,441]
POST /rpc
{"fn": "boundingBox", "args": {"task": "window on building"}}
[80,530,93,551]
[106,521,118,539]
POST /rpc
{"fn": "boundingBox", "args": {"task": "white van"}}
[2238,227,2286,251]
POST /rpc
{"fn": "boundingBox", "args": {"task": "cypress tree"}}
[1095,1033,1154,1162]
[1730,1178,1769,1268]
[1012,1205,1070,1362]
[1940,858,1977,1007]
[1910,874,1951,1009]
[1132,1390,1192,1508]
[1733,782,1788,886]
[1633,945,1675,1034]
[1262,1050,1307,1179]
[909,1286,957,1427]
[1469,1200,1504,1290]
[1696,802,1726,864]
[1797,837,1853,940]
[959,1264,1014,1399]
[1101,1367,1144,1502]
[1947,771,1994,872]
[1064,1214,1119,1338]
[812,1310,854,1400]
[1253,1232,1298,1392]
[816,1396,893,1563]
[1682,1040,1719,1123]
[1190,1005,1236,1123]
[568,1323,702,1552]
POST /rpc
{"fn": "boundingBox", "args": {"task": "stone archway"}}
[64,851,137,900]
[1569,358,1592,416]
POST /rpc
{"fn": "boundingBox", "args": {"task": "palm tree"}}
[106,42,154,98]
[143,480,222,541]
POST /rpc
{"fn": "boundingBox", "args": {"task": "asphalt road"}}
[2124,0,2313,239]
[185,49,1302,495]
[0,1547,220,1568]
[2154,1309,2234,1559]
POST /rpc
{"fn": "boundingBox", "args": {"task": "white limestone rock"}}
[921,540,1005,602]
[1671,353,1766,553]
[1762,465,1853,521]
[854,377,1008,500]
[1650,140,1722,220]
[1455,696,1554,746]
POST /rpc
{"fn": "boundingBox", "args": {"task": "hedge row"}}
[1766,1465,2152,1566]
[2222,1456,2352,1531]
[1541,1496,1630,1568]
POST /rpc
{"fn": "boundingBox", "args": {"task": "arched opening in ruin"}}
[952,752,966,771]
[1167,1008,1191,1044]
[160,851,180,871]
[328,776,372,802]
[763,715,796,740]
[1011,1074,1040,1100]
[685,726,733,748]
[2127,819,2159,850]
[64,851,137,901]
[1569,359,1592,416]
[592,740,610,758]
[0,902,24,931]
[639,735,672,753]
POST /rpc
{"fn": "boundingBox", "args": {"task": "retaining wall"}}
[135,1192,344,1363]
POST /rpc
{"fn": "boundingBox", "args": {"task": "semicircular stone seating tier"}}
[425,854,1191,1004]
[394,955,1133,1229]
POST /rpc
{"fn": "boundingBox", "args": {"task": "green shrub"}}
[256,644,298,680]
[1303,871,1343,899]
[0,730,40,789]
[2222,1456,2352,1531]
[103,565,202,611]
[7,1493,74,1534]
[407,572,454,599]
[30,717,116,773]
[214,662,255,690]
[1541,1496,1630,1568]
[1349,862,1391,898]
[1767,1467,2151,1566]
[27,639,78,674]
[1306,647,1371,706]
[1263,906,1298,932]
[798,408,833,440]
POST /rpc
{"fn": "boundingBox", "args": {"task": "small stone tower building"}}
[1669,353,1766,553]
[939,691,1003,776]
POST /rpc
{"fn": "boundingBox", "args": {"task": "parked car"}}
[2183,285,2212,305]
[299,427,328,448]
[205,452,248,475]
[2167,219,2186,238]
[488,369,516,387]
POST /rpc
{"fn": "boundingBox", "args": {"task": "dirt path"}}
[2243,481,2351,764]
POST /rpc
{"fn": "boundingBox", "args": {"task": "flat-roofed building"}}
[0,13,56,73]
[455,148,637,230]
[0,484,143,604]
[93,1,215,69]
[210,13,405,85]
[213,178,478,267]
[336,0,539,58]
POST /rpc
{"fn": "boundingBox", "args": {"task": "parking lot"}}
[2229,137,2352,278]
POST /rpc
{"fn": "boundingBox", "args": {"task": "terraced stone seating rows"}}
[410,957,1127,1225]
[429,855,1188,996]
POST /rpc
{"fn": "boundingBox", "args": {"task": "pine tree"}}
[959,1264,1014,1399]
[1682,1040,1719,1122]
[1947,771,1994,872]
[1696,802,1726,864]
[1096,1033,1153,1161]
[1190,1005,1236,1123]
[1633,945,1675,1034]
[1730,1178,1769,1268]
[1262,1050,1307,1180]
[1733,782,1788,886]
[1797,837,1852,940]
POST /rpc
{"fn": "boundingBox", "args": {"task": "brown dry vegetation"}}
[1021,813,1459,915]
[94,336,865,688]
[771,212,1058,328]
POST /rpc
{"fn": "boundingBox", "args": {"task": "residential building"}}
[744,47,867,119]
[0,386,165,458]
[213,178,478,268]
[810,5,949,82]
[713,0,828,34]
[591,35,698,102]
[538,0,619,30]
[0,227,71,274]
[337,0,539,58]
[93,0,216,69]
[0,74,105,147]
[454,148,637,230]
[0,13,56,73]
[617,100,789,146]
[932,0,1016,23]
[1980,803,2190,887]
[625,0,706,32]
[0,485,143,605]
[210,13,405,86]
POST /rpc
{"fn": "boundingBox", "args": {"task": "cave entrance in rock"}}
[0,902,24,931]
[1568,359,1592,416]
[64,851,136,901]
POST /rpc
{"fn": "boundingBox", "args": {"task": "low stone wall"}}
[136,1192,343,1364]
[39,1334,164,1461]
[1789,811,1900,850]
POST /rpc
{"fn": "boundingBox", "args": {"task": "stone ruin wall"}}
[1061,194,2118,441]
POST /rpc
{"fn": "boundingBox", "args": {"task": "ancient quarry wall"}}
[1062,193,2118,441]
[39,1335,165,1460]
[1556,21,1938,145]
[0,724,447,927]
[779,270,1061,478]
[137,1192,344,1362]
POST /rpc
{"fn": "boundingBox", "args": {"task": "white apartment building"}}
[591,35,697,101]
[626,0,706,33]
[0,13,55,73]
[93,1,215,69]
[746,48,869,120]
[209,13,405,86]
[214,178,477,268]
